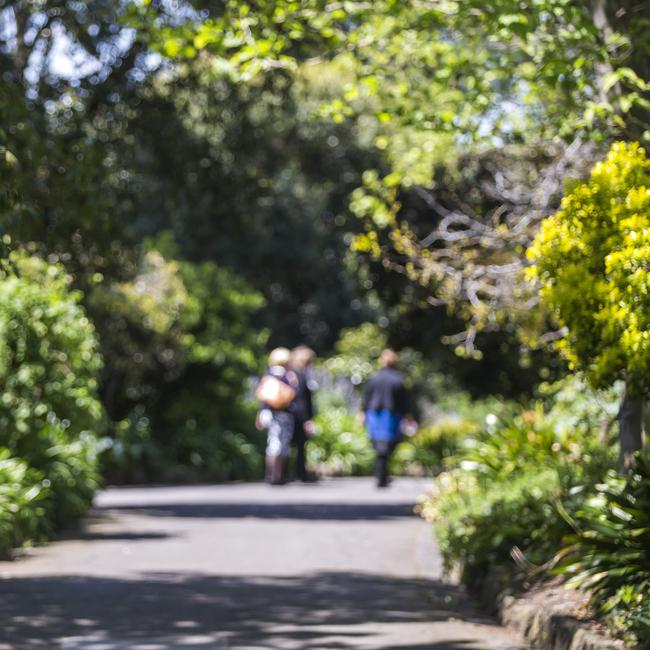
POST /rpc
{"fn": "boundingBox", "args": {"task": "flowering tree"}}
[528,142,650,465]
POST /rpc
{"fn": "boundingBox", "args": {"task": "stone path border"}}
[496,582,625,650]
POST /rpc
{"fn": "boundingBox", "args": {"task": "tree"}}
[131,0,650,349]
[1,2,385,480]
[338,0,649,349]
[1,0,382,351]
[0,0,148,285]
[528,141,650,466]
[116,60,381,351]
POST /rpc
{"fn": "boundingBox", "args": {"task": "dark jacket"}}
[363,368,409,416]
[289,370,314,424]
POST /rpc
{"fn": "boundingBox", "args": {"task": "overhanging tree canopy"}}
[127,0,650,347]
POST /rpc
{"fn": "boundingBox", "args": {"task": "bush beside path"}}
[0,478,525,650]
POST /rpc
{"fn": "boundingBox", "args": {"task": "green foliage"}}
[529,142,650,396]
[308,325,383,475]
[323,321,459,416]
[536,374,623,440]
[0,251,104,453]
[308,376,374,475]
[0,451,49,556]
[94,242,267,482]
[557,453,650,645]
[167,426,264,483]
[456,408,587,481]
[393,418,479,476]
[137,2,649,143]
[123,1,649,352]
[421,379,619,588]
[37,428,100,529]
[323,323,388,386]
[313,322,517,476]
[309,406,374,476]
[0,250,103,553]
[124,63,379,352]
[439,393,519,426]
[103,407,264,484]
[98,408,163,484]
[427,468,567,588]
[418,373,650,636]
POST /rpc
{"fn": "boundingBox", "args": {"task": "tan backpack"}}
[255,375,296,410]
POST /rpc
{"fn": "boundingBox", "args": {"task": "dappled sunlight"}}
[0,570,516,650]
[2,1,648,647]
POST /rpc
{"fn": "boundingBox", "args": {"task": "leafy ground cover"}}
[557,456,650,646]
[420,375,650,645]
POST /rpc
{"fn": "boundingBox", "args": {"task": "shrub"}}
[0,250,104,552]
[99,408,165,484]
[425,467,567,587]
[92,240,267,483]
[528,141,650,396]
[0,450,49,556]
[0,251,104,456]
[162,424,264,482]
[557,453,650,646]
[322,323,387,387]
[36,427,101,527]
[393,418,479,475]
[101,405,265,484]
[537,374,623,442]
[309,406,374,476]
[421,396,616,588]
[306,368,375,475]
[322,321,455,422]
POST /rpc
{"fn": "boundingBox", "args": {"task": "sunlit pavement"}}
[0,478,526,649]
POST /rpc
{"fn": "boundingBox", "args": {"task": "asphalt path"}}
[0,478,526,650]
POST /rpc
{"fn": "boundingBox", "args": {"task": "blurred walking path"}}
[0,478,526,650]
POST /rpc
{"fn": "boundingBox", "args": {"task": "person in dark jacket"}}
[362,348,412,488]
[289,345,317,481]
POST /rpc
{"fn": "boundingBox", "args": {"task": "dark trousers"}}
[372,438,399,487]
[292,421,308,480]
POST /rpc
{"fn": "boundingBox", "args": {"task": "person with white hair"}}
[255,347,298,485]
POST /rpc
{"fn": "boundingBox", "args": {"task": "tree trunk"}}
[12,5,30,83]
[618,391,645,471]
[589,0,618,104]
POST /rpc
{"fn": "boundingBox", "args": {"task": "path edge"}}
[480,575,625,650]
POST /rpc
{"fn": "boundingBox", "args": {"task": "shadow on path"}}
[95,502,416,521]
[60,531,175,542]
[0,570,500,649]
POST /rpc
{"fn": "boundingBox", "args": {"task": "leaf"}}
[602,71,620,94]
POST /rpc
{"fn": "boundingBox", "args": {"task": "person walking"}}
[289,345,317,482]
[255,348,298,485]
[362,348,412,488]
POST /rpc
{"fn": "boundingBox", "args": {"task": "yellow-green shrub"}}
[528,142,650,396]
